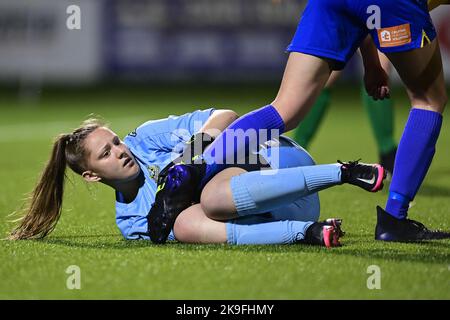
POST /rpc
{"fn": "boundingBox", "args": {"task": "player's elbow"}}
[217,109,239,123]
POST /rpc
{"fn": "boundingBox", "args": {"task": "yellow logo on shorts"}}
[377,23,412,48]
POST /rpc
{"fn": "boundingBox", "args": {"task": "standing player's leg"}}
[353,0,450,241]
[201,52,331,183]
[200,0,369,183]
[271,53,334,131]
[361,53,397,173]
[293,71,341,149]
[376,39,450,240]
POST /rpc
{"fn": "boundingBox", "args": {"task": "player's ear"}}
[82,170,101,183]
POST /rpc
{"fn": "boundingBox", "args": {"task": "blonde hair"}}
[8,118,105,240]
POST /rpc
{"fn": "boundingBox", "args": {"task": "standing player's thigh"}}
[287,0,368,70]
[386,39,447,112]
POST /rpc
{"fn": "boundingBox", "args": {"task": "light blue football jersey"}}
[115,108,215,240]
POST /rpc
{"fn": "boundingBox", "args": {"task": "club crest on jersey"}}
[147,165,160,183]
[377,23,412,48]
[128,130,137,137]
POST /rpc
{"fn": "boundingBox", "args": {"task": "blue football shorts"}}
[287,0,437,69]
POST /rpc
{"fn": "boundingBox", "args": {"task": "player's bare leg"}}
[326,70,342,88]
[387,39,447,113]
[379,52,392,74]
[199,52,332,183]
[271,52,332,131]
[291,69,342,148]
[363,52,398,174]
[200,167,246,220]
[173,204,228,244]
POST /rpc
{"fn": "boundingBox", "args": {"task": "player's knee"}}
[440,91,448,111]
[413,92,447,113]
[431,93,447,113]
[200,188,231,220]
[200,197,221,220]
[200,187,219,218]
[173,214,197,243]
[428,88,448,112]
[432,84,447,112]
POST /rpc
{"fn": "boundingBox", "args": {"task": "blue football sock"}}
[201,105,285,184]
[226,219,313,245]
[230,164,341,216]
[385,108,442,219]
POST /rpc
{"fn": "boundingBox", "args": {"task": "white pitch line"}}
[0,116,148,143]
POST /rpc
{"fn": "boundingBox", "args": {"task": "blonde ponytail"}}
[8,118,104,240]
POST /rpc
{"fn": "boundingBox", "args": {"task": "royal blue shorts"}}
[287,0,436,69]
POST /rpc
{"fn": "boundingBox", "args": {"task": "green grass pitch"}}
[0,84,449,299]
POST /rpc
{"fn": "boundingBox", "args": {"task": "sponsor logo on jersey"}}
[377,23,412,47]
[147,165,160,183]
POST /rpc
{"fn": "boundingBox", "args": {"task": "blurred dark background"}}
[0,1,448,86]
[0,0,448,109]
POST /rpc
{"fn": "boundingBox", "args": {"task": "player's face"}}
[83,127,140,182]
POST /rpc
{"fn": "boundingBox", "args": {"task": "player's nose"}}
[113,145,127,159]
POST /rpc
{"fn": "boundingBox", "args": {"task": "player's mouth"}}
[123,157,134,168]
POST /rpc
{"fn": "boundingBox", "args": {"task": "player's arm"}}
[428,0,450,11]
[197,109,238,138]
[359,35,390,101]
[171,109,238,165]
[149,110,239,244]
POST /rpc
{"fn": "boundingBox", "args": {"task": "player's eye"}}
[113,137,120,145]
[102,150,110,158]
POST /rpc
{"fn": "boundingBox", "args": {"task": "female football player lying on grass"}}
[8,109,386,247]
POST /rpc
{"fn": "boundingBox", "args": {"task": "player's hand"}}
[148,164,199,244]
[364,66,390,101]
